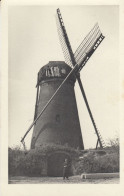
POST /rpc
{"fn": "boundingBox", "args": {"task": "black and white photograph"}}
[1,0,124,195]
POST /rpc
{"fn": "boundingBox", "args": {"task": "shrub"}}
[74,145,119,175]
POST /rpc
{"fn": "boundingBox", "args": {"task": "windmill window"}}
[56,114,60,123]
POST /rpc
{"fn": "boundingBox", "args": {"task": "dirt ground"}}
[9,176,119,184]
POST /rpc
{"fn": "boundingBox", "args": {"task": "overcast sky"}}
[8,5,119,149]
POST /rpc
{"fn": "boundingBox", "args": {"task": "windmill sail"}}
[74,23,101,62]
[74,24,105,72]
[56,9,76,67]
[56,8,105,148]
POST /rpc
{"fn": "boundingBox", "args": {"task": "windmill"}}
[21,8,105,150]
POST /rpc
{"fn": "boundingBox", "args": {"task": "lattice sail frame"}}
[56,11,74,67]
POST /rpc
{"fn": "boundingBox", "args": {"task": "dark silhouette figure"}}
[63,158,69,180]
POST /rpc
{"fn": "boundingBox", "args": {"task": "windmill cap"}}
[38,61,76,83]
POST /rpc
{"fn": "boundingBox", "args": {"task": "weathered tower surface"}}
[31,61,84,149]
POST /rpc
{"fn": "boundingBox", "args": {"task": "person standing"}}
[63,158,69,180]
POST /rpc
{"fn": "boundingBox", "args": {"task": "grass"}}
[9,176,119,184]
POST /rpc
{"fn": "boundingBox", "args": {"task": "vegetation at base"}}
[8,144,78,177]
[9,138,119,177]
[74,137,119,175]
[74,150,119,174]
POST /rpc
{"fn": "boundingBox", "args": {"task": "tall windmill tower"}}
[21,8,105,151]
[31,61,84,149]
